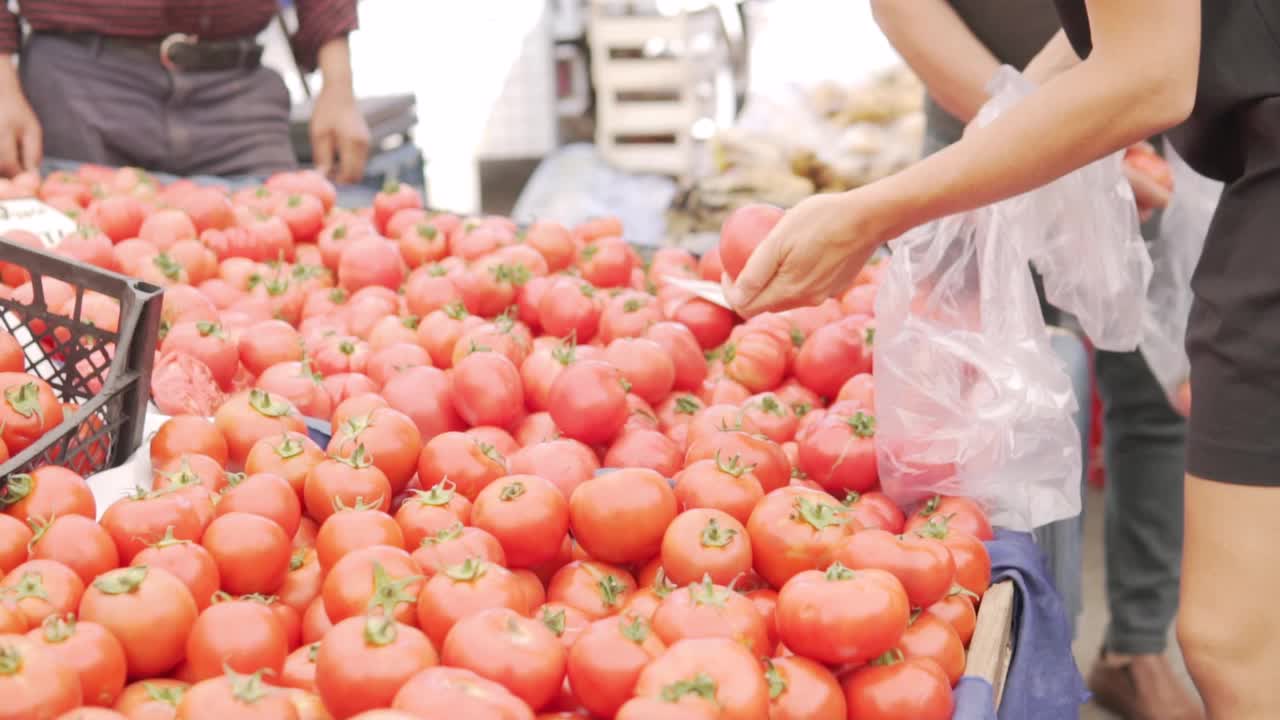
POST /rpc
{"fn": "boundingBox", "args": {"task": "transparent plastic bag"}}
[1140,148,1222,401]
[874,67,1152,530]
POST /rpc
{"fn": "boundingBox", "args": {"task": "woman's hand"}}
[726,190,886,317]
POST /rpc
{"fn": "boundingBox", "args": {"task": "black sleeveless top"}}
[1053,0,1280,183]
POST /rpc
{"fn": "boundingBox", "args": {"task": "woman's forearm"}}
[871,0,1000,124]
[861,2,1198,242]
[1024,30,1082,85]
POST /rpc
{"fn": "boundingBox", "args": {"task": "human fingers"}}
[311,126,336,180]
[18,116,41,174]
[1124,163,1171,212]
[336,127,370,185]
[727,226,785,316]
[0,124,19,178]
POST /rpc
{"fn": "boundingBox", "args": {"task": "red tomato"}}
[798,408,878,495]
[412,523,506,578]
[603,338,674,405]
[397,221,449,268]
[112,677,188,717]
[548,360,628,446]
[898,612,965,686]
[535,602,590,650]
[276,193,325,245]
[322,545,422,626]
[471,475,569,569]
[79,565,198,679]
[721,331,787,393]
[719,204,783,280]
[765,656,846,720]
[775,563,909,665]
[441,607,566,711]
[569,468,676,565]
[793,316,873,398]
[416,558,528,647]
[904,495,994,541]
[567,615,665,717]
[139,208,197,250]
[575,236,633,288]
[315,615,438,719]
[244,432,325,498]
[912,515,992,601]
[404,266,462,319]
[546,561,637,620]
[0,514,31,575]
[0,465,94,523]
[839,490,906,533]
[392,666,535,719]
[216,471,301,537]
[185,599,287,681]
[633,637,769,720]
[671,456,764,527]
[643,322,708,392]
[383,366,464,440]
[2,559,84,630]
[651,577,769,656]
[327,407,423,496]
[841,652,954,720]
[603,429,682,478]
[659,289,735,350]
[100,488,204,564]
[452,351,524,429]
[924,589,978,646]
[834,529,955,609]
[201,512,291,596]
[214,389,308,466]
[684,430,790,495]
[0,373,64,454]
[746,487,856,589]
[339,237,405,293]
[27,514,118,586]
[416,431,507,502]
[507,439,598,501]
[538,277,602,343]
[373,181,423,235]
[131,529,221,612]
[524,220,575,272]
[150,415,229,468]
[0,634,82,717]
[303,448,393,524]
[597,292,662,345]
[659,509,751,587]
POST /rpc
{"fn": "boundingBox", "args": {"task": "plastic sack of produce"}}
[874,67,1151,530]
[1140,147,1222,404]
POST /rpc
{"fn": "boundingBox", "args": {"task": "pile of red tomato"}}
[0,166,995,720]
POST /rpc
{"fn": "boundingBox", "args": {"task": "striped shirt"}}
[0,0,357,70]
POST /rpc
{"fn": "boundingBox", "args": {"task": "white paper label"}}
[0,198,78,249]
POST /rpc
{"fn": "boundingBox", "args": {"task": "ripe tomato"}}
[841,652,954,720]
[315,614,437,718]
[27,514,118,586]
[507,440,598,501]
[746,487,856,588]
[132,530,221,611]
[416,432,507,502]
[603,429,682,478]
[775,563,909,666]
[0,332,20,374]
[279,548,324,613]
[603,338,674,404]
[0,465,94,523]
[765,656,846,720]
[793,316,872,398]
[339,237,405,293]
[524,220,575,272]
[652,575,769,656]
[898,612,965,686]
[546,561,636,620]
[382,366,463,439]
[416,559,527,647]
[0,514,31,575]
[279,642,320,692]
[113,677,188,718]
[237,320,304,377]
[365,342,430,388]
[913,515,992,601]
[160,321,237,390]
[214,390,307,466]
[659,290,735,350]
[538,277,602,343]
[392,666,535,719]
[315,503,404,570]
[835,529,956,609]
[619,568,677,623]
[373,181,423,234]
[718,204,783,280]
[177,667,299,720]
[327,407,423,496]
[575,236,633,288]
[322,545,422,626]
[100,488,204,564]
[0,372,64,454]
[185,599,287,681]
[924,589,978,646]
[395,479,471,540]
[303,447,393,523]
[721,332,787,393]
[839,490,906,533]
[441,607,566,711]
[643,322,708,392]
[659,509,751,587]
[404,267,461,319]
[0,634,82,717]
[25,614,127,707]
[569,468,676,565]
[471,475,568,568]
[244,432,325,497]
[598,291,663,345]
[616,696,715,720]
[671,457,763,527]
[565,614,665,717]
[88,193,147,241]
[411,522,505,578]
[275,193,324,245]
[139,208,197,249]
[452,351,524,429]
[683,405,759,449]
[151,415,229,468]
[519,340,580,413]
[904,495,994,541]
[798,409,878,495]
[633,637,769,720]
[80,566,198,679]
[301,597,333,646]
[216,472,301,537]
[397,221,449,268]
[535,602,590,650]
[201,512,291,596]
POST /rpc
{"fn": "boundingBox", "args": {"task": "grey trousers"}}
[922,131,1186,654]
[20,33,297,177]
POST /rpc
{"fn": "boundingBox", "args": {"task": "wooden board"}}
[964,580,1016,707]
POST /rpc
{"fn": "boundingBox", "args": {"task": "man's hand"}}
[0,62,41,178]
[1123,142,1173,221]
[309,83,369,185]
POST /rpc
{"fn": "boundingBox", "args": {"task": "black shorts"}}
[1184,100,1280,487]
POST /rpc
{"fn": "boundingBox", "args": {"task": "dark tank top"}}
[1052,0,1280,183]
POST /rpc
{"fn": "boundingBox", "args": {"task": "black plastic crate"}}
[0,236,163,479]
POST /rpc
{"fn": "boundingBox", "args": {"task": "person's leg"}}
[176,65,297,177]
[1178,476,1280,718]
[1090,348,1201,719]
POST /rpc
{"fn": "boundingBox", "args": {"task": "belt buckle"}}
[159,32,197,71]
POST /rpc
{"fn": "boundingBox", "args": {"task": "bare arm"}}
[870,0,1000,124]
[1024,30,1082,84]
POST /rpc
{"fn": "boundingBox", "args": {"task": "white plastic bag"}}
[873,67,1152,530]
[1140,148,1222,401]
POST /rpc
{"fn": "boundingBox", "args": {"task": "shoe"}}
[1087,652,1205,720]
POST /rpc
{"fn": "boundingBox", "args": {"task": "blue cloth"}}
[953,529,1089,720]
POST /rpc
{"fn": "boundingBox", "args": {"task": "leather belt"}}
[48,32,264,73]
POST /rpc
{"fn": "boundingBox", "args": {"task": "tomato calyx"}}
[226,665,274,704]
[552,335,578,366]
[651,568,677,599]
[241,593,281,607]
[328,287,348,304]
[331,495,384,514]
[947,584,982,602]
[714,451,755,479]
[443,557,488,583]
[789,327,806,348]
[367,562,423,618]
[307,642,320,662]
[290,548,309,571]
[790,466,808,481]
[539,606,567,637]
[660,673,718,703]
[36,613,74,646]
[594,572,626,609]
[94,566,148,595]
[443,302,469,320]
[719,342,737,364]
[248,389,292,418]
[689,575,729,607]
[381,179,402,195]
[156,457,204,490]
[499,481,526,502]
[150,525,191,550]
[619,615,650,644]
[823,562,856,582]
[699,516,737,548]
[870,648,906,667]
[475,441,505,467]
[25,513,55,550]
[580,244,600,261]
[619,377,633,393]
[792,402,811,417]
[4,382,45,425]
[845,411,876,438]
[5,569,50,602]
[912,515,955,541]
[0,644,23,676]
[361,613,401,647]
[144,681,185,707]
[413,480,458,508]
[758,394,785,417]
[274,434,305,459]
[401,314,421,330]
[764,658,787,699]
[578,283,595,299]
[492,263,531,287]
[864,327,876,347]
[417,224,439,240]
[333,443,374,469]
[222,471,247,489]
[674,395,701,415]
[917,495,943,519]
[339,413,374,439]
[195,320,224,339]
[152,252,184,280]
[209,590,235,605]
[0,473,32,510]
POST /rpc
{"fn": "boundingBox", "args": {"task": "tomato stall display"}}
[0,165,1003,719]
